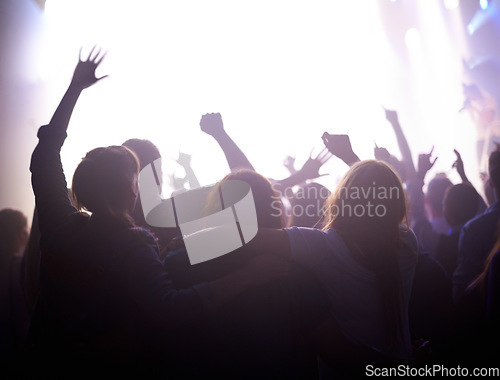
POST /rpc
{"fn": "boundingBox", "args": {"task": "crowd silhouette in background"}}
[1,48,500,379]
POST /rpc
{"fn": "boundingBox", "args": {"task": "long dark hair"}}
[322,160,411,348]
[71,146,140,228]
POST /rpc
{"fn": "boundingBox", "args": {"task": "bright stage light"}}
[444,0,460,10]
[38,0,403,194]
[35,0,481,197]
[480,0,489,10]
[404,28,421,51]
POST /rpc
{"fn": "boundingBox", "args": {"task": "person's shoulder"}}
[44,212,89,245]
[463,204,500,232]
[126,227,159,250]
[285,226,336,245]
[285,226,332,238]
[108,226,160,262]
[284,227,339,262]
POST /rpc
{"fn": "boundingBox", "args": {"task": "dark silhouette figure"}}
[409,149,483,276]
[26,50,286,378]
[122,138,182,252]
[0,208,30,377]
[164,169,394,378]
[454,150,500,301]
[374,108,416,184]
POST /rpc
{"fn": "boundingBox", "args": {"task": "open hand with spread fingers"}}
[298,147,332,180]
[70,46,108,90]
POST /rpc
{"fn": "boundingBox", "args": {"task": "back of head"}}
[489,151,500,192]
[0,208,28,256]
[324,160,407,239]
[444,183,480,227]
[71,146,139,226]
[207,170,284,229]
[426,175,453,215]
[288,182,331,228]
[122,139,161,170]
[122,139,162,227]
[323,160,409,347]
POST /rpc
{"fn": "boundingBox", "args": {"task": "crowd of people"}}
[1,49,499,378]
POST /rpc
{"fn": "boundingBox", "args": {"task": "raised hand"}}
[283,155,297,175]
[416,147,437,180]
[200,112,225,137]
[322,133,360,166]
[374,146,391,162]
[383,108,399,125]
[452,149,469,183]
[70,46,108,90]
[298,148,332,180]
[200,112,255,171]
[48,47,108,132]
[176,152,192,168]
[176,152,200,189]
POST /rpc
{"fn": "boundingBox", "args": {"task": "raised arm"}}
[274,147,332,192]
[452,149,470,184]
[452,149,487,212]
[384,108,416,181]
[283,155,297,175]
[322,133,360,167]
[374,144,407,180]
[51,47,108,134]
[408,147,437,226]
[176,152,201,189]
[30,48,107,239]
[200,112,255,172]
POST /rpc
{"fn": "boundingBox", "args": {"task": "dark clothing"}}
[487,250,500,326]
[454,201,500,296]
[409,253,453,358]
[164,247,331,379]
[434,228,461,277]
[22,208,42,315]
[0,254,31,376]
[27,124,212,377]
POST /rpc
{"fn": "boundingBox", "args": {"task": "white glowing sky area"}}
[37,0,479,196]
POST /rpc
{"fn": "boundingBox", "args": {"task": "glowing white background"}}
[36,0,479,196]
